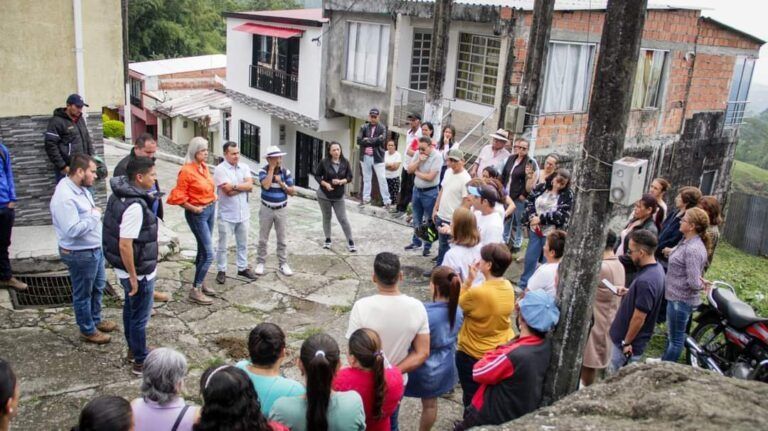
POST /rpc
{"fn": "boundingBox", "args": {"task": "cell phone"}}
[602,278,619,295]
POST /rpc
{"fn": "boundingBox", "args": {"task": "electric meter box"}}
[610,157,648,206]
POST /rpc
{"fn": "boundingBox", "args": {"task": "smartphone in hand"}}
[601,278,619,295]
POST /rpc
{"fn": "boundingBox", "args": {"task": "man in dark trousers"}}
[0,141,27,291]
[103,157,160,375]
[44,94,94,181]
[357,108,391,209]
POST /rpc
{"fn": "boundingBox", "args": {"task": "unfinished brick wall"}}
[158,68,227,90]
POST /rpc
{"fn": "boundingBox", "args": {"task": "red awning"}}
[233,23,304,39]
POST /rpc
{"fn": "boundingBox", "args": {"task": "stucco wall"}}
[0,0,124,117]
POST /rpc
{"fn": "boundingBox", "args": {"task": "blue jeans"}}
[60,248,106,335]
[662,300,694,362]
[120,277,155,364]
[518,228,546,289]
[503,199,527,247]
[185,205,215,287]
[411,186,438,252]
[389,399,402,431]
[436,216,451,265]
[608,342,642,374]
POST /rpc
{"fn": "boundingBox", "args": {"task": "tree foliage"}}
[128,0,300,61]
[735,111,768,170]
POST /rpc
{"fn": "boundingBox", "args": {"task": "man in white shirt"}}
[468,184,504,245]
[214,142,256,284]
[102,157,160,374]
[526,230,566,298]
[431,149,471,269]
[346,252,430,430]
[469,129,511,177]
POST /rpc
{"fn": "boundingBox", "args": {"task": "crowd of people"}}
[0,96,727,430]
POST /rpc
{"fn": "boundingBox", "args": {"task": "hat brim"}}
[266,152,287,158]
[447,156,463,161]
[489,133,509,142]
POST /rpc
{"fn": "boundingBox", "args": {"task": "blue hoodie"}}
[0,142,16,207]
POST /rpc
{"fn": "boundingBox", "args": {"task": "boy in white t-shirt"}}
[526,229,567,298]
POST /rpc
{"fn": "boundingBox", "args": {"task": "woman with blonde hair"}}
[441,207,482,284]
[167,137,217,305]
[661,207,710,362]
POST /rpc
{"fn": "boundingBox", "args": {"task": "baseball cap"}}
[489,128,510,142]
[467,184,499,204]
[66,93,89,108]
[447,148,464,161]
[407,113,422,121]
[369,108,380,116]
[519,290,560,333]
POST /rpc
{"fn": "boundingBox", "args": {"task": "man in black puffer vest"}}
[103,157,159,375]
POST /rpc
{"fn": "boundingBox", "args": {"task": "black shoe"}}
[215,271,226,284]
[422,248,431,257]
[347,241,357,253]
[431,256,438,263]
[237,268,258,280]
[404,243,420,251]
[323,238,332,249]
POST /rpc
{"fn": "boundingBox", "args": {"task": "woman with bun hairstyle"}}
[236,323,305,415]
[270,333,365,431]
[333,329,404,431]
[72,395,133,431]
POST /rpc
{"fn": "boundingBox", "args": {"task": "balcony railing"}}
[249,64,298,101]
[725,100,749,127]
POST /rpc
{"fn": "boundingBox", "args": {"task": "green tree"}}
[735,111,768,170]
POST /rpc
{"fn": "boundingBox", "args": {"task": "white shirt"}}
[443,243,484,286]
[476,145,510,177]
[384,151,402,179]
[474,210,504,245]
[114,203,157,280]
[437,169,471,221]
[214,161,252,224]
[526,262,559,298]
[346,294,430,383]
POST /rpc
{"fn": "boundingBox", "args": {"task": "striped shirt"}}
[259,165,294,207]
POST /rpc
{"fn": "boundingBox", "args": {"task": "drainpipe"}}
[73,0,86,104]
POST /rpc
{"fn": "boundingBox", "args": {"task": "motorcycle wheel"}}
[687,317,734,371]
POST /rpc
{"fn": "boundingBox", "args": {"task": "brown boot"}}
[96,320,118,333]
[0,277,28,291]
[153,291,170,302]
[201,283,217,297]
[188,288,213,305]
[80,331,111,345]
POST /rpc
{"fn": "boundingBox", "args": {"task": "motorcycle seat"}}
[712,288,768,329]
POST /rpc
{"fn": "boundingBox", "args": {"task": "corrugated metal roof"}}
[154,90,231,126]
[130,55,226,78]
[413,0,699,11]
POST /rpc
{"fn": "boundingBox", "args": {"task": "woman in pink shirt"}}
[333,329,405,431]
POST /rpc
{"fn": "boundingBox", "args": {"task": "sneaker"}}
[80,331,111,345]
[188,288,213,305]
[323,238,332,249]
[237,268,258,280]
[347,241,357,253]
[0,277,28,291]
[431,256,438,263]
[384,204,392,212]
[201,283,217,296]
[422,248,431,257]
[254,263,265,275]
[131,362,143,376]
[153,291,170,302]
[279,264,294,276]
[358,200,369,207]
[215,271,226,284]
[96,320,118,333]
[404,243,420,251]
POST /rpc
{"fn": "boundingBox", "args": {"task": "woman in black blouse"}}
[314,142,356,252]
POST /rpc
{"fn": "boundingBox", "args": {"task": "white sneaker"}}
[254,263,265,275]
[279,264,294,276]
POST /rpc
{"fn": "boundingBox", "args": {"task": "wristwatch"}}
[621,340,629,348]
[233,184,238,192]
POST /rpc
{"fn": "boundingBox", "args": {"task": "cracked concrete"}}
[0,142,523,430]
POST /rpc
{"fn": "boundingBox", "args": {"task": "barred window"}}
[454,33,500,106]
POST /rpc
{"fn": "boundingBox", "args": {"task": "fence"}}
[722,192,768,256]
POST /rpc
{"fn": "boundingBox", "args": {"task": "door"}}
[295,131,325,188]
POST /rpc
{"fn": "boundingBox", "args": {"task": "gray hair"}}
[140,348,188,405]
[185,137,209,163]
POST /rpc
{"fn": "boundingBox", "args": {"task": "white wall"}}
[226,17,324,120]
[231,99,273,165]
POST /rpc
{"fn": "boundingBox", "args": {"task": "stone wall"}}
[158,135,189,158]
[0,113,107,226]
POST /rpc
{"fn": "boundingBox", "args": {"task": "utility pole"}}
[519,0,556,125]
[542,0,648,404]
[423,0,452,137]
[122,0,132,144]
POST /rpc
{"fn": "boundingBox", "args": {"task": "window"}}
[631,49,668,109]
[541,42,596,113]
[345,21,390,87]
[410,30,432,91]
[700,170,717,195]
[239,120,260,161]
[454,33,500,106]
[161,117,172,139]
[725,56,756,126]
[295,132,325,188]
[250,35,300,99]
[130,77,142,107]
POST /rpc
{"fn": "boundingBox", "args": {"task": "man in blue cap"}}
[44,93,94,181]
[454,290,560,430]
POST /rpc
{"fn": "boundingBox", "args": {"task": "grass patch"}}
[292,326,324,341]
[707,241,768,316]
[731,160,768,198]
[331,304,352,315]
[195,356,227,370]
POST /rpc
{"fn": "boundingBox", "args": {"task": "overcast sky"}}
[663,0,767,85]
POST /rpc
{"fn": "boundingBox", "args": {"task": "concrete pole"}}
[423,0,453,137]
[541,0,648,404]
[122,0,132,143]
[519,0,556,126]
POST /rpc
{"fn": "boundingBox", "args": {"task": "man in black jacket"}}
[357,108,391,208]
[44,94,94,181]
[103,157,159,375]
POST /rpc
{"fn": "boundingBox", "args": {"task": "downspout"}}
[73,0,86,102]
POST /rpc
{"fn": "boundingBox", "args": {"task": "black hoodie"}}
[44,107,94,171]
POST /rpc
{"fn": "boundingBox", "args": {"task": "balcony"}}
[249,64,298,101]
[725,100,749,127]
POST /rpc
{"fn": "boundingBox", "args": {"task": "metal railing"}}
[725,100,749,126]
[249,65,298,101]
[393,86,455,128]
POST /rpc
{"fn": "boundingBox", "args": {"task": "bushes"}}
[103,119,125,139]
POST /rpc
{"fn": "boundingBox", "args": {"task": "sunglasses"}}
[514,145,528,150]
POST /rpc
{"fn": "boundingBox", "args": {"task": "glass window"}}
[631,49,668,109]
[345,21,391,87]
[725,56,756,126]
[454,33,500,106]
[541,42,596,113]
[410,30,432,91]
[239,120,260,161]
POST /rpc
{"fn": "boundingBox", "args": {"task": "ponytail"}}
[300,334,340,431]
[431,266,461,329]
[348,328,387,420]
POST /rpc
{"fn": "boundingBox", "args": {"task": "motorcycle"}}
[685,281,768,382]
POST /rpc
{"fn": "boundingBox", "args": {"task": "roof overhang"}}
[233,23,304,39]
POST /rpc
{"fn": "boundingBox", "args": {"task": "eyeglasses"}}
[418,147,429,153]
[513,145,528,150]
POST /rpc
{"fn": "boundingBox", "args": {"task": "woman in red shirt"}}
[333,329,405,431]
[167,137,217,305]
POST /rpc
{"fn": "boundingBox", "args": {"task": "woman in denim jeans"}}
[167,137,217,305]
[661,207,710,362]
